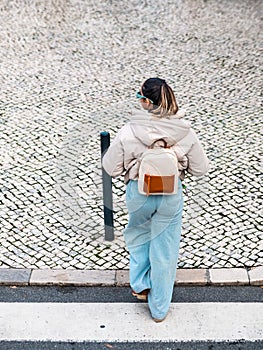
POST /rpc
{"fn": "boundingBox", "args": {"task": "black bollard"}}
[100,132,114,241]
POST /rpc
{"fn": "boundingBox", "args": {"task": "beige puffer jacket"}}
[102,108,209,183]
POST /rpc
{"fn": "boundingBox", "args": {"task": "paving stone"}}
[209,268,249,286]
[30,269,116,286]
[248,266,263,286]
[115,270,130,286]
[175,269,208,286]
[0,268,31,285]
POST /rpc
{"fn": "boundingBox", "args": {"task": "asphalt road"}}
[1,340,262,350]
[0,286,262,349]
[0,285,262,303]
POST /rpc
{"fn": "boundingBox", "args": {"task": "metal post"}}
[100,132,114,241]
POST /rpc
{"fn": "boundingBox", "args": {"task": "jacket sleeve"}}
[102,131,125,177]
[186,130,210,176]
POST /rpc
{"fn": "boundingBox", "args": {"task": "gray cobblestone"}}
[0,0,262,270]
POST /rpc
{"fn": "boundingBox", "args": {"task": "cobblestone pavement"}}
[0,0,262,270]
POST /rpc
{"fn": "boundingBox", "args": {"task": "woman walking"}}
[103,78,209,322]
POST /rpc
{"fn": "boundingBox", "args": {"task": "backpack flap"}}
[143,174,175,195]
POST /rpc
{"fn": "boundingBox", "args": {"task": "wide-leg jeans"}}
[124,179,184,320]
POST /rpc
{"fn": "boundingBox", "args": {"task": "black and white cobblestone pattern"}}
[0,0,262,270]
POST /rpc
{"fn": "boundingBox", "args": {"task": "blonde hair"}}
[141,78,178,118]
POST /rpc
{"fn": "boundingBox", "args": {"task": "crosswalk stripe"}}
[0,302,262,342]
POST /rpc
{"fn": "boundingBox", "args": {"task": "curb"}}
[0,267,262,287]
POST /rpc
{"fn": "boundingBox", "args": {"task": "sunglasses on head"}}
[136,91,154,104]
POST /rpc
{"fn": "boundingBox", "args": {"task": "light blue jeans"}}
[124,179,184,320]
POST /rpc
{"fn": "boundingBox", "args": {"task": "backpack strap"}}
[149,138,170,149]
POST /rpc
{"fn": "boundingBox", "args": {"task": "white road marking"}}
[0,302,262,342]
